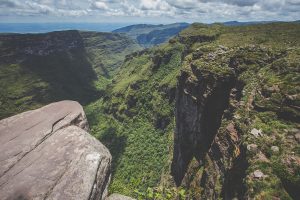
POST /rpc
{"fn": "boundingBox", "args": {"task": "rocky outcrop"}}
[0,100,111,200]
[107,194,136,200]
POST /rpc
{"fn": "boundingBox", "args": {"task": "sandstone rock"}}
[226,123,239,142]
[295,133,300,143]
[256,152,270,163]
[250,128,263,138]
[0,101,111,200]
[107,194,136,200]
[247,144,258,153]
[271,146,280,153]
[233,114,241,119]
[253,170,266,179]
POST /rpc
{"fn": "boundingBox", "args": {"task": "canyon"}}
[0,22,299,199]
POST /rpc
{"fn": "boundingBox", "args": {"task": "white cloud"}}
[0,0,299,22]
[140,0,171,11]
[91,1,109,10]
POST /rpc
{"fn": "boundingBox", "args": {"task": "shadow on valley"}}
[100,128,128,174]
[0,30,102,119]
[22,31,101,104]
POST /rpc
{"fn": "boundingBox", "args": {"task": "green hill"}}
[86,22,300,199]
[0,30,141,119]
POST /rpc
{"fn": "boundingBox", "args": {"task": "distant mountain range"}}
[113,23,190,47]
[222,20,300,26]
[111,20,300,47]
[0,23,132,33]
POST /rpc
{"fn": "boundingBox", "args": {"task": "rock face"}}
[171,66,235,186]
[0,101,112,200]
[171,43,300,199]
[107,194,136,200]
[0,30,84,57]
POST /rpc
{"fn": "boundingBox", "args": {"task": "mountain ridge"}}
[0,30,141,119]
[113,23,190,47]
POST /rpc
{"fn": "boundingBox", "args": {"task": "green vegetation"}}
[1,22,299,199]
[85,22,300,199]
[85,41,186,196]
[0,30,140,119]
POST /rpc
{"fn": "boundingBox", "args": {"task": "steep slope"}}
[112,23,189,47]
[171,23,300,199]
[86,22,300,199]
[0,30,140,119]
[85,41,185,196]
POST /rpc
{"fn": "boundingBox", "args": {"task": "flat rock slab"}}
[0,101,111,200]
[107,194,136,200]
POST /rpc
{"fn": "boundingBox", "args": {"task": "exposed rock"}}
[107,194,136,200]
[271,146,280,153]
[294,133,300,143]
[0,30,84,57]
[233,114,241,119]
[256,152,270,163]
[226,123,239,142]
[253,170,267,179]
[207,52,217,60]
[247,144,258,153]
[171,67,235,186]
[250,128,263,138]
[286,94,298,101]
[0,101,111,200]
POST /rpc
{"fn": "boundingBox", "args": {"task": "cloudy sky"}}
[0,0,299,23]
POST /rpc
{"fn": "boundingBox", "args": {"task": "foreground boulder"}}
[107,194,136,200]
[0,101,111,200]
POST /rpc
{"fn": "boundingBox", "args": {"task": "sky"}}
[0,0,299,23]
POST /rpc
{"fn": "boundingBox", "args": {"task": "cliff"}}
[0,30,140,120]
[0,100,112,200]
[86,22,300,199]
[171,25,300,199]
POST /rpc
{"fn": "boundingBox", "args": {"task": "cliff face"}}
[0,30,84,57]
[170,23,300,199]
[172,63,235,185]
[0,30,140,120]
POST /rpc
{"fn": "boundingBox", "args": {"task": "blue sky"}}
[0,0,299,23]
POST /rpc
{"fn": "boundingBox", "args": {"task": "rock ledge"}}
[0,100,111,200]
